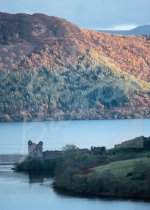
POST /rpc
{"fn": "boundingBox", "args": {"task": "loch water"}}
[0,119,150,209]
[0,164,150,210]
[0,119,150,154]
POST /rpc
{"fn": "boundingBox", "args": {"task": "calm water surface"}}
[0,164,150,210]
[0,119,150,154]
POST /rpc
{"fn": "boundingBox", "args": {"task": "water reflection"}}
[28,173,44,184]
[28,173,53,184]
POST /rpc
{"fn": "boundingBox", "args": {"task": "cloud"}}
[111,24,137,30]
[98,24,138,31]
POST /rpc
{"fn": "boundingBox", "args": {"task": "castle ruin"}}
[28,140,43,159]
[91,146,106,155]
[114,136,150,149]
[28,140,107,160]
[28,140,62,160]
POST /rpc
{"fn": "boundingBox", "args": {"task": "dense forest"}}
[0,65,149,122]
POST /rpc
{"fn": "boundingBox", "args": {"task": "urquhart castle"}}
[28,140,62,160]
[28,140,106,160]
[28,136,150,160]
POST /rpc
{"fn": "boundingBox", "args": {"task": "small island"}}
[14,136,150,199]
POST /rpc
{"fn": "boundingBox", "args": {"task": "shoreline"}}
[0,118,150,124]
[53,184,150,201]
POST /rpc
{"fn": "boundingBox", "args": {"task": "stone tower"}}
[28,140,43,159]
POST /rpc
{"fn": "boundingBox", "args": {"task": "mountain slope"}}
[98,25,150,36]
[0,13,150,121]
[0,13,90,71]
[84,30,150,82]
[0,13,150,82]
[130,25,150,36]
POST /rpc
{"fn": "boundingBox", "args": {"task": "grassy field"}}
[91,157,150,178]
[53,157,150,198]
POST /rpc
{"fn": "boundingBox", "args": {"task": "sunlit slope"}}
[0,13,149,121]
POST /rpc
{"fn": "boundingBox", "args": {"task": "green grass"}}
[92,157,150,178]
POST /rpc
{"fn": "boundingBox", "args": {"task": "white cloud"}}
[96,24,137,31]
[111,24,137,30]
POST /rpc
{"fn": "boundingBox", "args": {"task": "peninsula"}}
[14,136,150,199]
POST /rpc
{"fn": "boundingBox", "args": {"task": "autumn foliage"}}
[0,13,149,122]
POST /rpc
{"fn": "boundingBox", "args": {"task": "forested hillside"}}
[0,13,149,121]
[0,66,149,121]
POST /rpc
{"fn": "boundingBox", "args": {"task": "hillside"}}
[98,25,150,36]
[0,13,150,121]
[92,157,150,177]
[0,155,26,163]
[130,25,150,36]
[0,13,150,82]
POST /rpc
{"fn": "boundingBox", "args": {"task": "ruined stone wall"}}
[114,136,148,149]
[91,146,106,155]
[43,151,62,160]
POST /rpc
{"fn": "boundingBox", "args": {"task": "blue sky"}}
[0,0,150,29]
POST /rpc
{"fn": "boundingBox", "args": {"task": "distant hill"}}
[0,155,26,163]
[0,13,150,121]
[98,25,150,36]
[130,25,150,35]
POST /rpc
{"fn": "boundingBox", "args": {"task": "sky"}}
[0,0,149,30]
